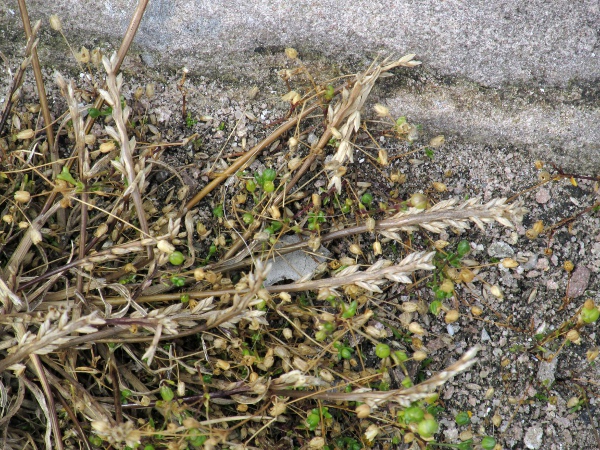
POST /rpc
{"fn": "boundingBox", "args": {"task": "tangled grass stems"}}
[0,22,529,446]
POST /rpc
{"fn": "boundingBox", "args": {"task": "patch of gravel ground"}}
[2,51,599,449]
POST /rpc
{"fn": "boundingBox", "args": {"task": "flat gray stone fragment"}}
[487,241,514,258]
[264,235,330,286]
[566,265,591,298]
[524,425,544,449]
[537,357,558,386]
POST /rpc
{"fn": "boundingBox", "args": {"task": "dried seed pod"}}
[14,191,30,203]
[413,350,427,361]
[501,258,519,268]
[355,404,371,418]
[215,360,230,370]
[566,329,581,344]
[563,260,574,272]
[374,103,390,117]
[539,170,551,182]
[141,83,155,99]
[429,135,445,148]
[471,306,483,316]
[16,129,35,140]
[408,322,425,335]
[274,346,290,359]
[309,437,325,449]
[308,235,321,252]
[365,217,376,232]
[458,268,475,283]
[99,141,116,153]
[49,15,62,31]
[532,220,544,234]
[90,48,103,66]
[269,401,287,416]
[445,267,460,281]
[586,347,599,362]
[269,205,281,219]
[193,268,205,281]
[373,241,382,255]
[349,243,363,256]
[248,86,259,99]
[402,302,420,313]
[432,181,447,192]
[445,309,460,324]
[365,325,385,339]
[534,160,544,169]
[439,279,454,294]
[525,229,539,239]
[95,223,108,237]
[390,171,406,183]
[490,285,503,299]
[378,148,389,166]
[434,240,449,250]
[134,86,144,100]
[30,228,42,245]
[284,47,298,59]
[76,46,90,63]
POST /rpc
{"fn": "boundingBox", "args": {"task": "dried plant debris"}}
[1,14,600,450]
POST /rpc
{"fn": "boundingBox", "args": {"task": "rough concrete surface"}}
[2,3,600,448]
[1,1,600,171]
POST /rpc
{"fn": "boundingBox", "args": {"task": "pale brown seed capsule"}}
[76,46,90,64]
[434,240,449,250]
[539,170,551,182]
[490,285,503,299]
[413,350,427,361]
[432,181,447,192]
[49,15,62,31]
[429,135,445,148]
[564,260,574,272]
[349,243,363,256]
[99,141,116,153]
[378,148,389,166]
[365,217,376,232]
[16,129,35,140]
[532,220,544,234]
[566,329,581,344]
[14,190,31,203]
[355,404,371,418]
[143,83,154,99]
[284,47,298,59]
[525,229,539,239]
[445,309,460,324]
[374,103,390,117]
[193,268,205,281]
[586,347,599,362]
[501,258,519,268]
[373,241,382,255]
[471,306,483,316]
[408,322,425,335]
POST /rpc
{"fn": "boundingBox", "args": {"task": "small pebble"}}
[566,265,591,298]
[524,425,544,449]
[481,328,491,341]
[535,188,551,204]
[488,241,514,258]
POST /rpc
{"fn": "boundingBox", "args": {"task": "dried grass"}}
[0,18,528,448]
